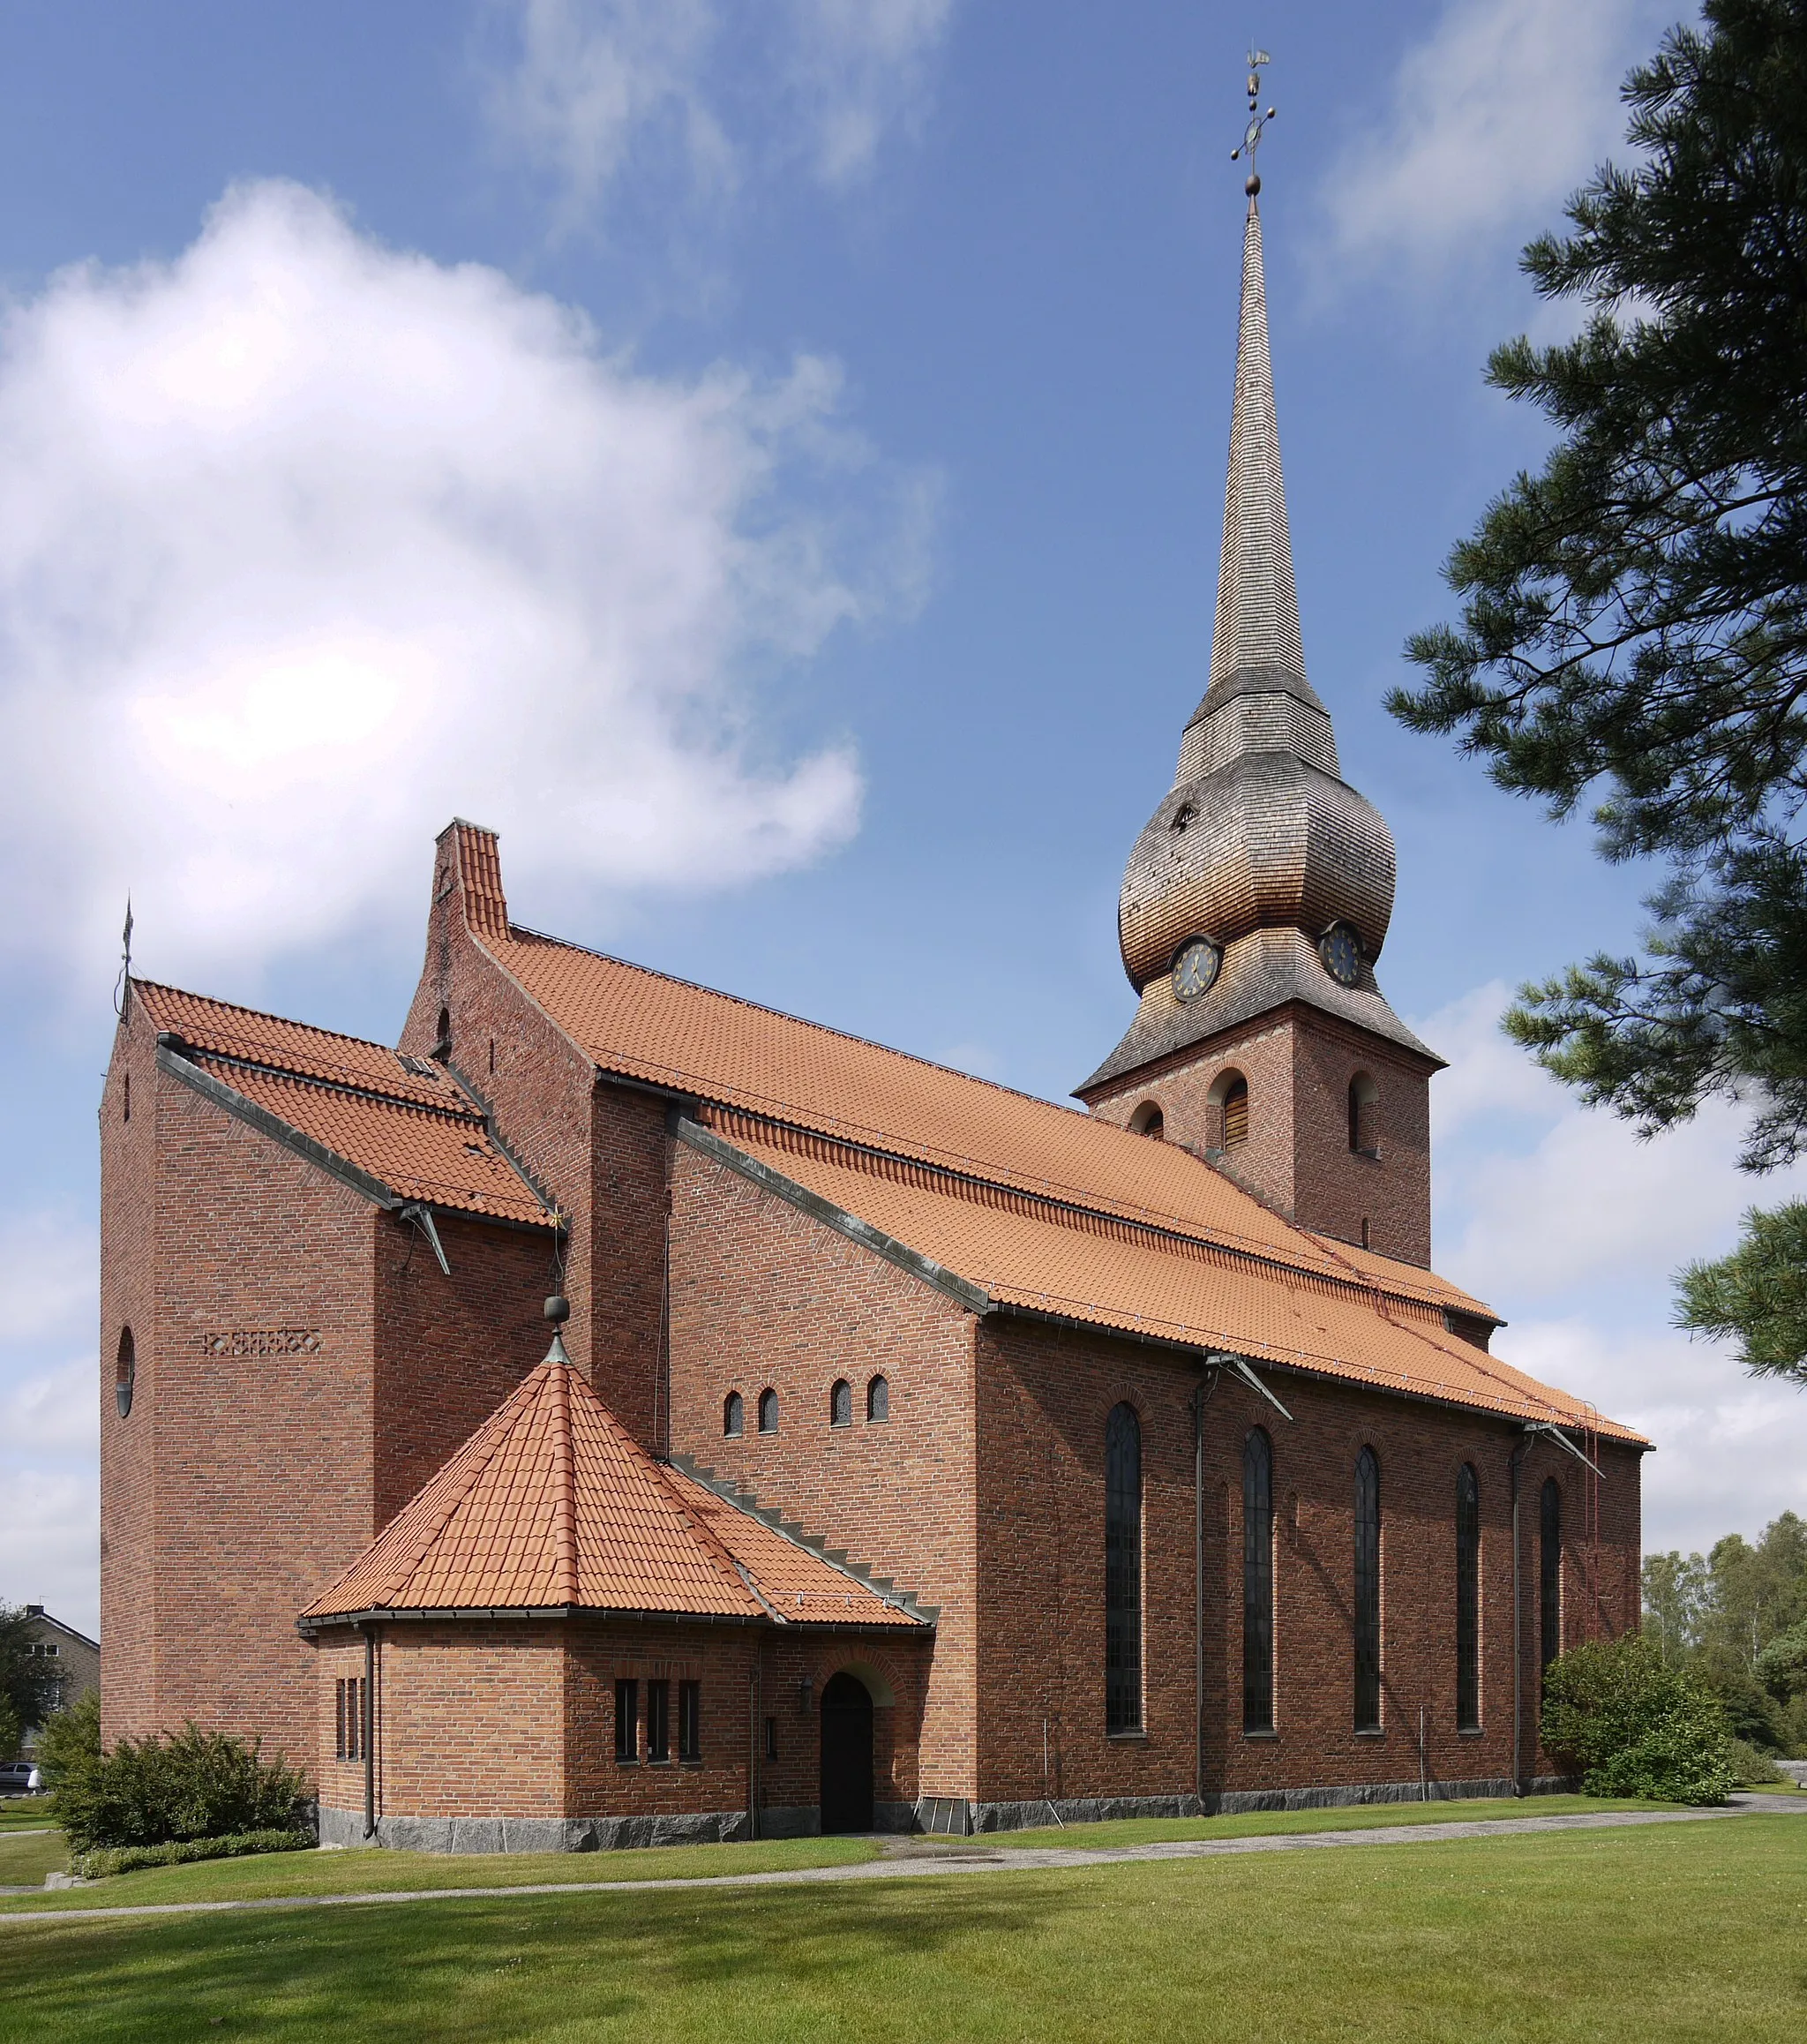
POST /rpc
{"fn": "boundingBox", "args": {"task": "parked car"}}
[0,1760,43,1794]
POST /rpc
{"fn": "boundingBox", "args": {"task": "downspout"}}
[363,1623,378,1840]
[1509,1434,1530,1797]
[1193,1374,1205,1812]
[748,1670,759,1842]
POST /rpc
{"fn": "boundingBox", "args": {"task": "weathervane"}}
[1229,49,1276,196]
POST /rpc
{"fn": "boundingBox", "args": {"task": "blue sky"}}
[3,0,1800,1637]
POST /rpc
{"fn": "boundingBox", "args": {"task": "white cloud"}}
[0,1210,93,1349]
[480,0,952,225]
[0,180,933,993]
[0,1469,97,1640]
[1319,0,1668,278]
[2,1359,96,1456]
[1419,981,1807,1554]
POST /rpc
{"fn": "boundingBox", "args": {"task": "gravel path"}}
[1,1792,1801,1928]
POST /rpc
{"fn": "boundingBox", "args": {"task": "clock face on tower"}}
[1172,937,1222,1003]
[1319,921,1363,988]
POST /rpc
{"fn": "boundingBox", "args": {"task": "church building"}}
[99,166,1646,1850]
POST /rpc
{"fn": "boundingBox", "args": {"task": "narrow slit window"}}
[1456,1463,1481,1732]
[866,1374,889,1423]
[115,1326,135,1420]
[1105,1402,1143,1734]
[646,1680,670,1762]
[1242,1428,1275,1733]
[615,1679,639,1762]
[1353,1447,1383,1731]
[1348,1073,1378,1155]
[763,1716,778,1762]
[679,1680,701,1762]
[335,1677,365,1762]
[829,1379,851,1427]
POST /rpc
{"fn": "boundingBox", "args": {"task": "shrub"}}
[34,1692,99,1785]
[1756,1619,1807,1703]
[1727,1737,1785,1786]
[0,1696,20,1764]
[49,1715,311,1853]
[1542,1634,1737,1804]
[71,1828,315,1879]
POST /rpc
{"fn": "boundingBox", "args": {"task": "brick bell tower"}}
[1077,134,1443,1266]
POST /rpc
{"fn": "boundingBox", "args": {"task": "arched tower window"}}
[1128,1101,1165,1139]
[723,1391,744,1438]
[1209,1071,1249,1149]
[1353,1447,1382,1730]
[1105,1402,1143,1734]
[1348,1072,1378,1156]
[866,1374,889,1423]
[115,1326,136,1419]
[432,1005,452,1059]
[829,1379,851,1427]
[1540,1477,1563,1679]
[758,1387,779,1435]
[1456,1463,1481,1731]
[1242,1427,1275,1733]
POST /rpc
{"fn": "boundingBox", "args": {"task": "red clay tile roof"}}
[684,1115,1646,1447]
[135,981,553,1231]
[302,1348,923,1627]
[487,928,1494,1320]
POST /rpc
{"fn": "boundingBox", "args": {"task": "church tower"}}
[1077,96,1442,1266]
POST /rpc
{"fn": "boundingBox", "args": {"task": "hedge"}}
[71,1828,317,1879]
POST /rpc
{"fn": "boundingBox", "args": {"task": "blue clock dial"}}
[1172,938,1221,1002]
[1319,922,1362,988]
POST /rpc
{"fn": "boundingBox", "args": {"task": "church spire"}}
[1210,193,1307,697]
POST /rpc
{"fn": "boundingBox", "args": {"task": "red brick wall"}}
[396,825,672,1447]
[100,998,161,1744]
[112,1046,379,1761]
[565,1625,759,1819]
[665,1141,979,1799]
[374,1212,551,1522]
[1086,1005,1434,1266]
[978,1316,1643,1805]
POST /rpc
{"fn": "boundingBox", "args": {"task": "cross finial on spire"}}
[1229,48,1277,196]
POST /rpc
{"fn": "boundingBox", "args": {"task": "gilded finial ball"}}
[1245,172,1261,197]
[544,1294,570,1325]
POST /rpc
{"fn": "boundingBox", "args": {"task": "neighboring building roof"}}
[301,1345,925,1628]
[679,1111,1647,1447]
[20,1607,99,1654]
[134,981,555,1231]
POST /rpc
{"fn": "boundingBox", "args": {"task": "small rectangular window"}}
[647,1680,671,1762]
[615,1679,639,1762]
[763,1715,778,1762]
[335,1677,365,1762]
[679,1680,701,1762]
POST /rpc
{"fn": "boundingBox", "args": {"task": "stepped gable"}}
[682,1113,1646,1446]
[302,1348,924,1626]
[135,981,555,1230]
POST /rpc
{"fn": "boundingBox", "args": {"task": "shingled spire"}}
[1210,193,1308,701]
[1078,56,1442,1266]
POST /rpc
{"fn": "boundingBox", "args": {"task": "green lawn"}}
[0,1829,65,1886]
[0,1817,1801,2041]
[0,1797,53,1832]
[0,1833,878,1914]
[987,1791,1678,1850]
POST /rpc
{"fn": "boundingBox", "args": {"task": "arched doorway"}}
[819,1671,874,1833]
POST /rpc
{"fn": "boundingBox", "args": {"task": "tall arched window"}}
[723,1391,744,1438]
[1353,1447,1383,1730]
[115,1326,136,1420]
[1540,1477,1563,1679]
[433,1005,451,1058]
[1242,1428,1275,1733]
[1456,1463,1481,1731]
[1105,1402,1143,1734]
[1222,1075,1249,1148]
[866,1374,889,1423]
[829,1379,851,1427]
[1348,1073,1378,1156]
[758,1387,779,1435]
